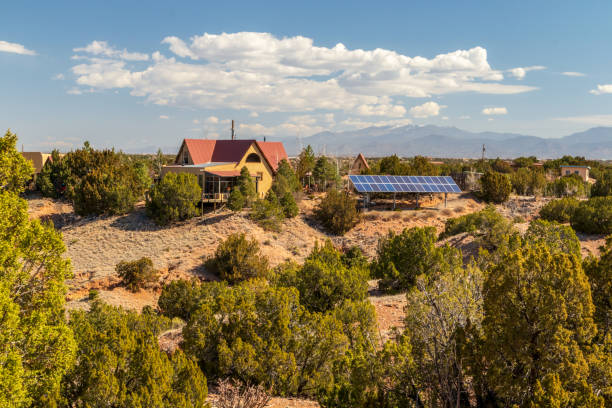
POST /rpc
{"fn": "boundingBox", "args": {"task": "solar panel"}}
[349,174,461,194]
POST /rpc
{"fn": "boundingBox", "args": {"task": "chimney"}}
[231,120,235,140]
[264,136,266,142]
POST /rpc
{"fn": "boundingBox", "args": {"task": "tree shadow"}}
[109,209,165,232]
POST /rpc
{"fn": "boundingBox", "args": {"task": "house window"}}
[565,170,570,175]
[246,153,261,163]
[183,149,189,164]
[574,171,579,175]
[198,175,203,188]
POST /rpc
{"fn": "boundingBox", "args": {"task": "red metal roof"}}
[181,139,288,172]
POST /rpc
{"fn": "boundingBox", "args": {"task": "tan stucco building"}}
[560,165,590,182]
[161,139,288,202]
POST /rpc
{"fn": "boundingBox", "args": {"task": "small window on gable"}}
[246,153,261,163]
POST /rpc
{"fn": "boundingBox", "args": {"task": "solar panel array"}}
[349,175,461,194]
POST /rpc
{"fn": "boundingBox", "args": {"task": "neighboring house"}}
[560,165,590,182]
[161,139,288,202]
[350,153,370,174]
[21,152,53,187]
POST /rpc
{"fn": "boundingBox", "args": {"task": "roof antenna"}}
[231,120,235,140]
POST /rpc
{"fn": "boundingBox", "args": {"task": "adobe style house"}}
[350,153,370,174]
[21,152,53,187]
[560,165,590,182]
[161,139,288,202]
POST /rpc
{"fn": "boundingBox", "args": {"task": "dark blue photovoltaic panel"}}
[349,175,461,194]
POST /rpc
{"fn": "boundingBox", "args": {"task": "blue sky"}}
[2,0,612,152]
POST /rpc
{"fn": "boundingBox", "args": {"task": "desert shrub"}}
[146,172,201,225]
[227,188,245,211]
[0,129,34,194]
[275,159,300,193]
[479,171,511,203]
[115,257,158,292]
[314,189,360,235]
[37,142,150,215]
[181,280,350,396]
[546,174,587,197]
[251,194,284,231]
[159,279,227,321]
[371,226,462,292]
[73,166,140,215]
[205,233,269,283]
[273,240,369,313]
[539,197,579,223]
[591,169,612,197]
[570,196,612,234]
[279,191,299,218]
[236,166,257,206]
[525,219,581,257]
[440,205,513,250]
[59,301,207,407]
[216,378,271,408]
[583,237,612,339]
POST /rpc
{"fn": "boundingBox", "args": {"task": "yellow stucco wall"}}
[161,142,274,198]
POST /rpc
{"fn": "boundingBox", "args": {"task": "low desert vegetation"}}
[570,196,612,234]
[313,189,360,235]
[478,170,512,203]
[146,172,201,225]
[204,233,269,283]
[115,257,159,292]
[37,141,151,215]
[440,205,514,250]
[539,196,580,222]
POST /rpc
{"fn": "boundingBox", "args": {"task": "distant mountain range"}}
[279,125,612,160]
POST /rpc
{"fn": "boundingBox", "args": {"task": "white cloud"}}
[589,84,612,95]
[508,65,546,80]
[53,73,65,80]
[69,32,536,116]
[482,107,508,115]
[441,116,449,120]
[357,103,406,117]
[0,40,36,55]
[409,101,445,118]
[459,115,471,119]
[159,115,169,119]
[192,119,200,124]
[206,116,219,124]
[561,71,586,77]
[73,40,149,61]
[555,114,612,126]
[249,112,259,118]
[67,88,83,95]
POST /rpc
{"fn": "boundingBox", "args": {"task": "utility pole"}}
[231,120,235,140]
[481,144,486,162]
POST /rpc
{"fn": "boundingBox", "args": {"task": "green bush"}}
[227,188,245,211]
[279,192,299,218]
[440,205,513,250]
[146,172,201,225]
[273,240,369,313]
[236,166,257,206]
[525,219,581,257]
[74,167,139,215]
[0,129,34,194]
[251,195,284,231]
[570,196,612,234]
[181,280,350,397]
[205,233,269,283]
[158,279,226,321]
[479,171,511,203]
[371,226,462,292]
[591,169,612,197]
[539,197,579,223]
[546,174,587,197]
[314,189,360,235]
[115,257,158,292]
[60,301,207,407]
